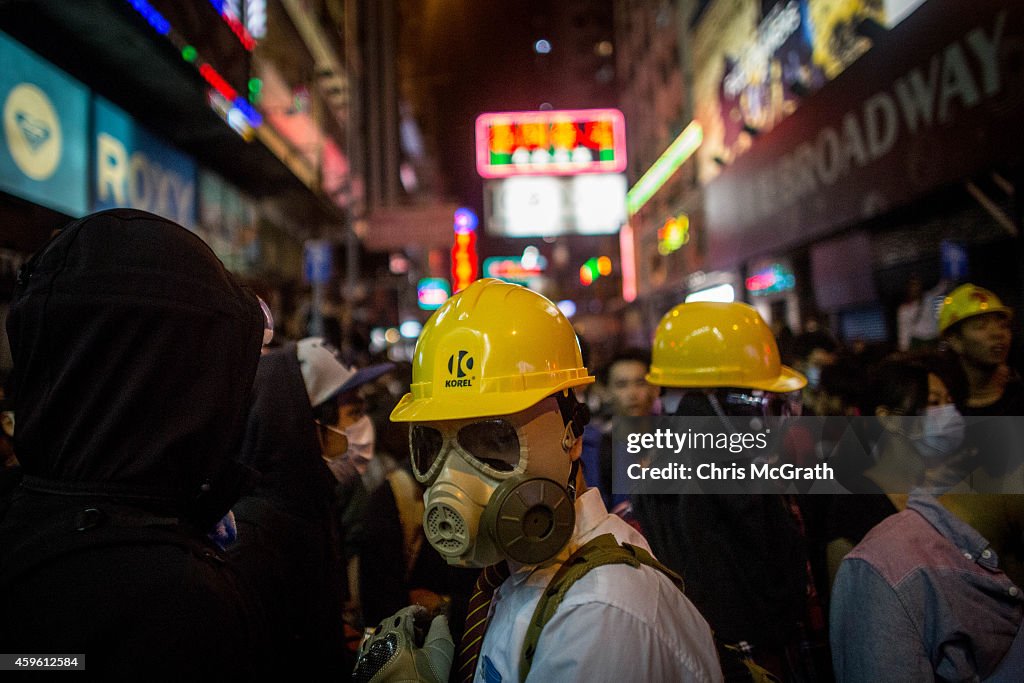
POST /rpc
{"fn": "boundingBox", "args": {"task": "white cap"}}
[296,337,395,407]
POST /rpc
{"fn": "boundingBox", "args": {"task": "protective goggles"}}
[663,388,802,419]
[410,417,524,484]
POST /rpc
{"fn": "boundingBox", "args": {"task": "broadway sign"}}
[705,0,1023,269]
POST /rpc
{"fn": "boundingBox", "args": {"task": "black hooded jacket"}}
[0,209,268,676]
[230,342,350,678]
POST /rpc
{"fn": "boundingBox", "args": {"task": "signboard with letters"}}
[93,97,197,230]
[705,0,1023,270]
[476,108,626,178]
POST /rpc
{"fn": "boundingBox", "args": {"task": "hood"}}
[237,343,336,514]
[6,209,263,526]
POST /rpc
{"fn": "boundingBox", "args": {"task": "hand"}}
[408,589,448,614]
[352,606,453,683]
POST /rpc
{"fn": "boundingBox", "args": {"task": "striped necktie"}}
[455,561,511,683]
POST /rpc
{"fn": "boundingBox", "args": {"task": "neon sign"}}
[207,0,257,50]
[657,213,690,255]
[125,0,261,134]
[482,257,543,284]
[579,256,612,286]
[476,108,626,178]
[626,121,702,215]
[451,208,478,293]
[418,278,451,310]
[745,263,796,295]
[451,232,477,293]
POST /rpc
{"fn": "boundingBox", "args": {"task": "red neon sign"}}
[199,63,238,101]
[475,108,627,178]
[451,231,478,293]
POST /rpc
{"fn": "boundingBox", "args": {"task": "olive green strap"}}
[519,533,684,681]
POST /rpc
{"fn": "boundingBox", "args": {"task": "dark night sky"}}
[403,0,618,256]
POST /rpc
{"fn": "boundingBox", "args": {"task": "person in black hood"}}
[229,340,352,678]
[0,209,269,676]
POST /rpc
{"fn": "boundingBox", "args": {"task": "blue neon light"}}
[125,0,262,131]
[233,97,262,127]
[128,0,170,35]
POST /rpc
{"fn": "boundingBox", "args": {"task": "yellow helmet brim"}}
[390,375,595,423]
[646,363,806,393]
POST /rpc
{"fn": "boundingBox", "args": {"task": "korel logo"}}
[445,350,474,387]
[3,83,62,181]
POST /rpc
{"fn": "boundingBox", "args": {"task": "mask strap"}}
[566,458,581,502]
[707,392,738,433]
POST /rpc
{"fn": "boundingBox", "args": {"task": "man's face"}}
[950,313,1012,369]
[607,360,657,417]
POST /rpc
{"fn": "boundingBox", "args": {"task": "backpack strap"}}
[386,468,425,581]
[519,533,683,681]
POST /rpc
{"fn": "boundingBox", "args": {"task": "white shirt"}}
[475,489,722,683]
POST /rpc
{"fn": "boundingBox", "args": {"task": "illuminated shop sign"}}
[657,213,690,255]
[485,173,627,237]
[126,0,262,135]
[476,108,626,178]
[482,257,543,284]
[418,277,450,310]
[451,207,478,293]
[745,263,796,295]
[93,97,197,229]
[579,256,612,286]
[0,31,89,216]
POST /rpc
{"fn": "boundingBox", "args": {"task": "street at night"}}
[1,1,1023,680]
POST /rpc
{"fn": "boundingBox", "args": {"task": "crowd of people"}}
[0,209,1021,681]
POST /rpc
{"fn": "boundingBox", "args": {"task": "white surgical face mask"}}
[804,366,822,390]
[320,415,375,482]
[342,415,375,474]
[912,403,965,460]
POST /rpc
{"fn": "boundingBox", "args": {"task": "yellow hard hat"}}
[390,279,594,422]
[647,301,806,393]
[938,283,1012,334]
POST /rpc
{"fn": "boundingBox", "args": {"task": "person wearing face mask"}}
[353,279,721,683]
[823,359,966,589]
[793,327,840,416]
[632,302,823,682]
[230,337,392,678]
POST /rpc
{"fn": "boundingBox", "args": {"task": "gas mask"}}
[660,388,800,466]
[661,388,801,427]
[409,396,584,568]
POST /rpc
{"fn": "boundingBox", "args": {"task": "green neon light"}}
[626,121,703,216]
[181,45,197,62]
